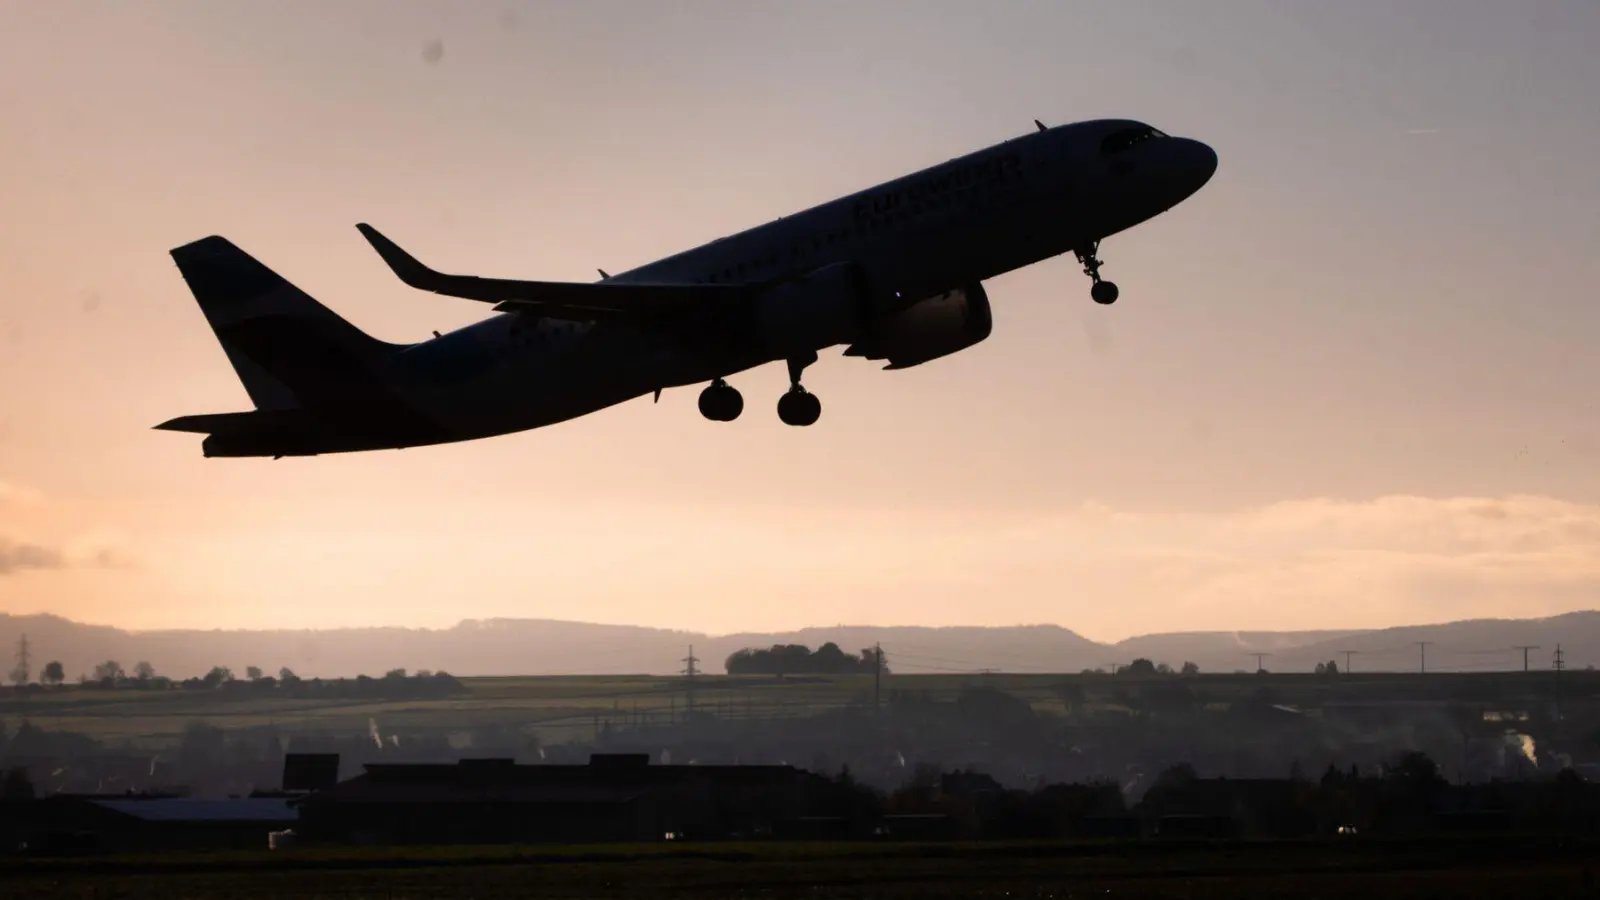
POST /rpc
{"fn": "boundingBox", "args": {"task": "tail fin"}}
[170,236,401,411]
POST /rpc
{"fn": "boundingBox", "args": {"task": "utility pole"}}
[1414,641,1433,674]
[1514,645,1540,673]
[681,645,699,719]
[1250,652,1271,673]
[1339,650,1359,673]
[1553,644,1565,673]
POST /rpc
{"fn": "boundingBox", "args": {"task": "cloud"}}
[961,494,1600,634]
[0,481,135,575]
[0,481,43,506]
[0,538,64,575]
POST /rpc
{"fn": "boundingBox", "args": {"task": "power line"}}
[1514,645,1540,673]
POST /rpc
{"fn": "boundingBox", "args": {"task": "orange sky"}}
[2,1,1598,640]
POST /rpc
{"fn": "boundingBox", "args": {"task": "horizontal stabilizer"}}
[153,409,310,434]
[355,223,752,318]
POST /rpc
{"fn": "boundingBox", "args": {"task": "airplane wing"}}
[355,223,753,320]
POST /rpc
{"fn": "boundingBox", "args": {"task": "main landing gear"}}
[1075,241,1119,305]
[777,351,821,427]
[698,378,743,421]
[698,352,822,427]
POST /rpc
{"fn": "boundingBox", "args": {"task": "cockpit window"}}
[1100,125,1166,155]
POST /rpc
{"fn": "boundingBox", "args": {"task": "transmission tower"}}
[1414,641,1433,673]
[873,643,883,716]
[1514,645,1540,672]
[1339,650,1359,673]
[12,633,30,721]
[1553,644,1567,722]
[11,632,30,686]
[680,645,699,717]
[1250,652,1272,672]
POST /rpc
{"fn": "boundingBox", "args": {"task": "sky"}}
[1,0,1598,642]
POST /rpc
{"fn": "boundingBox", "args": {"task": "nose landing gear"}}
[1075,242,1119,305]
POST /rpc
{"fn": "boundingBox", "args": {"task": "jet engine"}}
[845,283,992,369]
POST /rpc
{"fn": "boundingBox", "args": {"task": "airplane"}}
[156,118,1217,458]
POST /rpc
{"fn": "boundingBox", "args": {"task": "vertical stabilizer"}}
[169,236,400,411]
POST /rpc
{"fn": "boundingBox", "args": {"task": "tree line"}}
[8,659,465,700]
[725,643,886,676]
[823,750,1600,840]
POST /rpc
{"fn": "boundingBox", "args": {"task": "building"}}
[293,753,855,845]
[2,795,297,854]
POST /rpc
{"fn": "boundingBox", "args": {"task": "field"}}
[2,837,1596,898]
[3,670,1591,749]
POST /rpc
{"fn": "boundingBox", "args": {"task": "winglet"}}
[356,223,441,292]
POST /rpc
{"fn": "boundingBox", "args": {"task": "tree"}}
[1,766,34,799]
[1123,658,1157,676]
[92,660,124,682]
[134,661,156,681]
[1180,661,1200,676]
[1155,662,1174,675]
[246,666,264,682]
[202,666,234,687]
[41,661,64,686]
[384,668,407,679]
[278,667,299,683]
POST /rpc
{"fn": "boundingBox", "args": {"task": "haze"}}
[1,0,1597,641]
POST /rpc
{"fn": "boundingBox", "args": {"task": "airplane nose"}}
[1179,138,1218,189]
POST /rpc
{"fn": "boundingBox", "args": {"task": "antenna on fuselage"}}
[1034,119,1047,132]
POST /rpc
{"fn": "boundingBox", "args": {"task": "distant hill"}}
[0,611,1595,680]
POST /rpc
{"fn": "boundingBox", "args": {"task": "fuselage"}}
[379,119,1215,444]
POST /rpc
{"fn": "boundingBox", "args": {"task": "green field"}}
[3,670,1590,749]
[2,838,1596,899]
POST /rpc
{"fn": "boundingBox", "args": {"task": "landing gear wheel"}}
[777,388,821,427]
[698,380,743,422]
[1074,241,1119,305]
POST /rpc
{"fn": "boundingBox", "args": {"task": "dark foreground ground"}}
[4,837,1599,899]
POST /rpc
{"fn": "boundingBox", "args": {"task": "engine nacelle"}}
[753,262,875,358]
[845,283,993,369]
